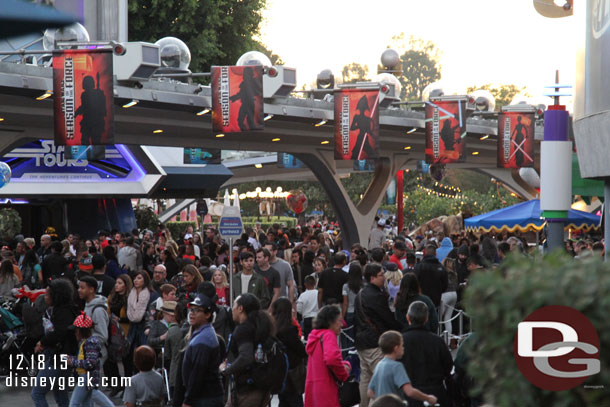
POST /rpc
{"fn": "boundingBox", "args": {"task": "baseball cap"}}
[385,262,399,272]
[189,293,214,310]
[377,219,386,226]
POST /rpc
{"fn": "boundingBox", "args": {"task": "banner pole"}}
[397,170,404,233]
[229,237,234,307]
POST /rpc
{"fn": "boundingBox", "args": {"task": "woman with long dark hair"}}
[105,274,134,395]
[394,272,438,333]
[31,278,78,407]
[341,262,363,325]
[178,264,202,301]
[272,297,307,407]
[0,259,18,296]
[220,293,275,407]
[127,271,153,359]
[161,246,180,281]
[103,245,123,279]
[21,249,42,289]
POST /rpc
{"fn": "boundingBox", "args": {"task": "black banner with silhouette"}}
[425,100,470,164]
[497,112,535,168]
[211,65,264,133]
[53,49,114,146]
[334,88,380,160]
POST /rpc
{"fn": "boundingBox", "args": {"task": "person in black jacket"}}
[272,297,307,407]
[413,245,448,308]
[41,241,69,288]
[354,263,402,407]
[31,278,78,407]
[220,293,274,407]
[181,293,224,407]
[400,301,453,407]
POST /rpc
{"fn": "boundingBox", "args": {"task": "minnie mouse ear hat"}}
[68,312,94,330]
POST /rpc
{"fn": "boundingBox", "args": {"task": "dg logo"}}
[513,305,600,391]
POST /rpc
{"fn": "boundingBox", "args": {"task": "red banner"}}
[53,49,114,146]
[425,100,470,164]
[211,66,264,133]
[334,88,380,160]
[497,112,535,168]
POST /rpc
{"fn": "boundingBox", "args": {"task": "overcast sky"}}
[259,0,581,104]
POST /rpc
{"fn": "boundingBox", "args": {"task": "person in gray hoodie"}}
[78,275,109,363]
[77,275,114,407]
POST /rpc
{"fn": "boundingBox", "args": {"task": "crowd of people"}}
[0,218,602,407]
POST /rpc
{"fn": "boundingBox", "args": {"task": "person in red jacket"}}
[304,305,351,407]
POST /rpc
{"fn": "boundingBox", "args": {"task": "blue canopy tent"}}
[464,199,601,233]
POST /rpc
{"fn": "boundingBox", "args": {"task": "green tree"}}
[254,41,284,66]
[134,205,160,231]
[466,84,525,111]
[128,0,267,74]
[385,34,442,100]
[341,62,369,83]
[0,208,21,240]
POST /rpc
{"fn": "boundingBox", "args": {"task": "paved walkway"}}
[0,382,283,406]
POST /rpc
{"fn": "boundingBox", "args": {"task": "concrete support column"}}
[295,150,410,249]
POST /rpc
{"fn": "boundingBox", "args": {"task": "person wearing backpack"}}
[78,276,109,363]
[220,293,276,407]
[78,275,115,407]
[272,297,307,407]
[181,293,224,407]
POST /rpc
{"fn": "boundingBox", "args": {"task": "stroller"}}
[0,297,38,378]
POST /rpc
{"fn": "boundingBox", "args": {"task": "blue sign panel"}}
[183,148,221,164]
[277,153,306,169]
[219,216,243,238]
[353,159,375,172]
[0,140,144,183]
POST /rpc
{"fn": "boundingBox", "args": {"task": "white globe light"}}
[471,89,496,112]
[380,48,400,70]
[375,73,402,98]
[317,68,339,89]
[43,23,90,50]
[422,81,446,102]
[155,37,191,70]
[0,161,12,189]
[236,51,272,67]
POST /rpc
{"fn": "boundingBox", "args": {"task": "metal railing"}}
[438,307,472,346]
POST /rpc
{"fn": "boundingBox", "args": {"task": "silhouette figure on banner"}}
[350,95,376,160]
[440,118,461,151]
[75,73,107,145]
[511,115,529,167]
[230,67,262,131]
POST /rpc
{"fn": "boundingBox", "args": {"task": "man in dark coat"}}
[413,245,448,308]
[354,263,402,407]
[401,301,453,407]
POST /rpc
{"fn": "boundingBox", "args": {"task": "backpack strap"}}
[319,335,341,385]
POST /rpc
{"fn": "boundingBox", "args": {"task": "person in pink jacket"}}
[305,305,351,407]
